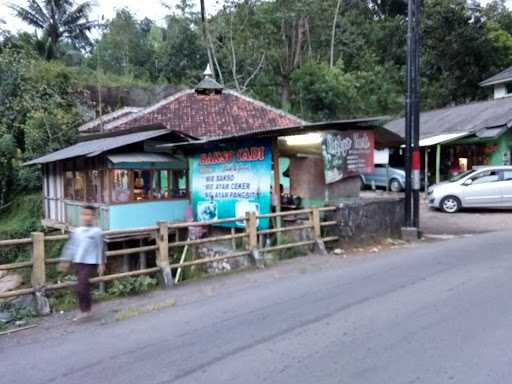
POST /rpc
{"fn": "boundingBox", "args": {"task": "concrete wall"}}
[489,130,512,165]
[493,84,507,99]
[289,156,360,207]
[326,197,404,244]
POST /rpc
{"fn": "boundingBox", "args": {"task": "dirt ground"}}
[361,190,512,236]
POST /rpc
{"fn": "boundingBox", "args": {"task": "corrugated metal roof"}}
[419,133,470,147]
[385,97,512,140]
[480,67,512,87]
[476,126,508,139]
[25,129,171,165]
[107,153,175,163]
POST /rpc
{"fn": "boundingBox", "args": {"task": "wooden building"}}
[27,74,401,231]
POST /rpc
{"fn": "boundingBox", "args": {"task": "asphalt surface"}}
[3,231,512,384]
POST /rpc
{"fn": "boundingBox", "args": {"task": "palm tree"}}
[9,0,95,59]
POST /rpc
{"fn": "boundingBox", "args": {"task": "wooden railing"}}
[0,206,339,301]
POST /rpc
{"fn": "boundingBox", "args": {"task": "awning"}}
[157,118,403,151]
[475,125,508,139]
[107,153,187,169]
[24,128,188,165]
[419,132,470,147]
[108,153,175,163]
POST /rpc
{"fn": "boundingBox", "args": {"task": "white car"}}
[428,166,512,213]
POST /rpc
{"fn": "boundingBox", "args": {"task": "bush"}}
[106,276,158,297]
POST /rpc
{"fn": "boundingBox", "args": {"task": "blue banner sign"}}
[191,140,272,229]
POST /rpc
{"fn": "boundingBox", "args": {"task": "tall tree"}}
[8,0,95,59]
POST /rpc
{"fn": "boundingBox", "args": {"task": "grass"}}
[0,193,43,264]
[0,193,42,236]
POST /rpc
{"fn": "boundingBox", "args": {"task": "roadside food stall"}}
[158,119,403,231]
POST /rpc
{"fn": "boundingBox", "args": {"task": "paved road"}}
[361,191,512,236]
[3,232,512,384]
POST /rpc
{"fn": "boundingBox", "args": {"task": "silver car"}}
[361,165,406,192]
[428,166,512,213]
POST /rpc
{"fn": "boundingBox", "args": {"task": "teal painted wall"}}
[109,200,189,230]
[489,130,512,165]
[65,202,109,230]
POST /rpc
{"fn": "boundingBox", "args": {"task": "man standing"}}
[59,205,105,321]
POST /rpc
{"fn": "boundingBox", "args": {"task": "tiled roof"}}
[385,97,512,140]
[95,89,305,139]
[480,66,512,87]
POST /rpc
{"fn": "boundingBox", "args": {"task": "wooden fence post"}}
[246,212,263,268]
[31,232,50,315]
[311,208,327,256]
[157,222,173,288]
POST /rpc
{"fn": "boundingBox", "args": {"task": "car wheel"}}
[440,196,461,213]
[360,176,366,190]
[389,178,402,192]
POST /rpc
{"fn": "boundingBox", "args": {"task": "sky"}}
[0,0,510,33]
[0,0,226,33]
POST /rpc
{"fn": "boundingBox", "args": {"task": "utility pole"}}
[402,0,422,240]
[200,0,216,81]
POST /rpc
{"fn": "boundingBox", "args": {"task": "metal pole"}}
[404,0,413,228]
[412,0,422,230]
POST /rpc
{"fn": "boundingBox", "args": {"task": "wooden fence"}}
[0,206,338,301]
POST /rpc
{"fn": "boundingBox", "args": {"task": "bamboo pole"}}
[106,245,158,257]
[169,251,251,269]
[157,222,173,288]
[258,208,312,219]
[258,223,312,236]
[168,217,243,229]
[320,221,337,227]
[246,212,262,267]
[311,208,322,240]
[31,232,45,289]
[0,261,33,271]
[0,238,32,247]
[271,138,282,244]
[169,233,247,248]
[174,244,189,284]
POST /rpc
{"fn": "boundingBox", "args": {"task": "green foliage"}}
[290,59,402,120]
[0,299,37,326]
[9,0,95,60]
[87,9,161,82]
[106,276,158,297]
[49,290,78,312]
[0,193,43,264]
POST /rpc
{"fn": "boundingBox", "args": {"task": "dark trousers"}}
[75,263,97,313]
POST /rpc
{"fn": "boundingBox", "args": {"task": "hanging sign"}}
[190,140,272,229]
[322,131,375,184]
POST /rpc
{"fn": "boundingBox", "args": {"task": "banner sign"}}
[191,140,272,229]
[322,131,375,184]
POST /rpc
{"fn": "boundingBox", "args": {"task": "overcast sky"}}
[0,0,226,33]
[0,0,510,34]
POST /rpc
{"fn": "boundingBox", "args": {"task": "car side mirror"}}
[463,179,473,186]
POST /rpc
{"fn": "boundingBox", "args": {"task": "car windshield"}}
[449,170,475,182]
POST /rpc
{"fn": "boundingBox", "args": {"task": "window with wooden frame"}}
[112,169,130,203]
[151,170,170,200]
[109,168,189,203]
[171,169,189,198]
